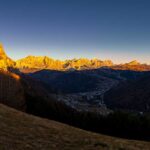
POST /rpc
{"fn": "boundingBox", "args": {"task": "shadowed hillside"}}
[0,104,150,150]
[104,74,150,112]
[28,68,149,94]
[0,70,25,110]
[28,69,101,93]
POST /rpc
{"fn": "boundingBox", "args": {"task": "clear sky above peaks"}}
[0,0,150,64]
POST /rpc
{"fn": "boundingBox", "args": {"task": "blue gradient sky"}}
[0,0,150,64]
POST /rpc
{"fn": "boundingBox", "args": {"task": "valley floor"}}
[0,104,150,150]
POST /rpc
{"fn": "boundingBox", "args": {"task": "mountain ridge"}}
[16,55,114,70]
[0,44,150,71]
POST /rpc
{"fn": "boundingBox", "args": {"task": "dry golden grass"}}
[0,104,150,150]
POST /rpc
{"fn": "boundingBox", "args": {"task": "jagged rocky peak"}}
[0,43,15,70]
[101,60,113,66]
[0,43,7,58]
[127,60,140,66]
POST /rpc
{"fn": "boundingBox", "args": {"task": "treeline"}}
[25,92,150,141]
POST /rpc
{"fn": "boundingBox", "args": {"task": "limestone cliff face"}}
[16,56,150,71]
[0,44,15,69]
[0,44,6,57]
[16,56,64,70]
[63,58,113,70]
[1,43,150,71]
[0,44,114,71]
[16,56,113,70]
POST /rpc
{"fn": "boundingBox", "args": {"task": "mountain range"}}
[15,56,150,72]
[0,44,150,72]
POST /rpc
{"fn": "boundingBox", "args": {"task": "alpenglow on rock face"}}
[16,56,114,70]
[16,56,64,70]
[0,43,7,57]
[1,43,150,71]
[126,60,140,66]
[0,44,15,70]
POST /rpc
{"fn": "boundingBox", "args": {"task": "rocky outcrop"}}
[0,44,15,70]
[16,56,64,70]
[126,60,140,66]
[112,62,150,71]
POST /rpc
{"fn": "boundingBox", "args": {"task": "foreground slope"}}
[0,104,150,150]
